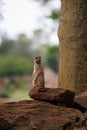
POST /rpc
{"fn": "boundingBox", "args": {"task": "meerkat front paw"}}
[39,87,46,92]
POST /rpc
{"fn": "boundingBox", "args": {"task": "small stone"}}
[29,87,75,105]
[74,92,87,110]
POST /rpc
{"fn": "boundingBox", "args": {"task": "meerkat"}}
[32,56,45,89]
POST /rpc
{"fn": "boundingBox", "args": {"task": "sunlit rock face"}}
[74,91,87,109]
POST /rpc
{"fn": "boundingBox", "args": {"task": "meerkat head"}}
[34,56,41,64]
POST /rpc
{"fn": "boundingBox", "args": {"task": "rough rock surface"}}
[58,0,87,95]
[0,100,87,130]
[29,87,75,105]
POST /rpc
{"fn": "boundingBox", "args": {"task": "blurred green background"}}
[0,0,60,100]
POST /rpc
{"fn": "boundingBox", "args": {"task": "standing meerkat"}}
[32,56,45,88]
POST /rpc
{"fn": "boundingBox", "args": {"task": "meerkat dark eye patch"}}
[35,56,38,59]
[38,56,41,59]
[34,56,41,59]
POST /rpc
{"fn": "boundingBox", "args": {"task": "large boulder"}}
[29,87,75,105]
[0,100,87,130]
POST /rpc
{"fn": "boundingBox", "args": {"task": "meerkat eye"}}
[35,56,38,59]
[39,56,41,59]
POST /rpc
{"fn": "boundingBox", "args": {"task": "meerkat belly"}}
[33,72,44,88]
[37,74,44,87]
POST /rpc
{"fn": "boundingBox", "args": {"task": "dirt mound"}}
[0,100,87,130]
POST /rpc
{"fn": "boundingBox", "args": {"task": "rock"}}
[74,92,87,110]
[29,87,75,105]
[0,117,11,130]
[72,102,87,113]
[0,100,87,130]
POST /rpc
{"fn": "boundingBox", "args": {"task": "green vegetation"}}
[34,0,60,20]
[46,45,59,72]
[10,90,29,99]
[0,80,31,98]
[0,55,33,77]
[0,34,59,75]
[48,9,60,20]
